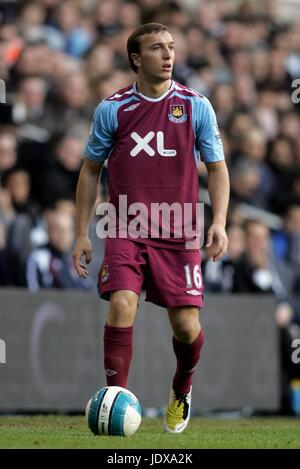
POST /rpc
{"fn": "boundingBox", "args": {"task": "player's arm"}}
[72,159,103,278]
[72,99,115,278]
[195,96,229,261]
[205,160,230,261]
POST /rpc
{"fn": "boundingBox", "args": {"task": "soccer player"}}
[73,23,230,433]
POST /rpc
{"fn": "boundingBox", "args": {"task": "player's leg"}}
[145,245,204,432]
[98,238,146,388]
[168,306,204,394]
[104,290,139,387]
[164,306,204,433]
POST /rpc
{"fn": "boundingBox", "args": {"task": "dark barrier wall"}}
[0,289,279,412]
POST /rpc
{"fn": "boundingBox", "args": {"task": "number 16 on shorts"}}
[184,264,203,294]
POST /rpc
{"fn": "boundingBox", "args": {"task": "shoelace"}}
[174,391,188,406]
[173,391,189,419]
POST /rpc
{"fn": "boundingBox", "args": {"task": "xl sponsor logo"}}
[130,131,176,157]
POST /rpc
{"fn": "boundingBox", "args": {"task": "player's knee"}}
[108,292,137,326]
[173,317,201,343]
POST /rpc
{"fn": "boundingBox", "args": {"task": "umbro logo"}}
[124,103,140,112]
[105,369,117,376]
[186,290,201,296]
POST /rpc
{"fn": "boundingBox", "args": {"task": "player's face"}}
[135,31,175,81]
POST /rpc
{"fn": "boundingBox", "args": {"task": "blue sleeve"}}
[194,97,224,164]
[84,100,118,162]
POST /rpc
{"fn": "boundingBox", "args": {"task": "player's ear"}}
[131,53,141,69]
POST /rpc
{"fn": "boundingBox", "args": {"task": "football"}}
[85,386,142,437]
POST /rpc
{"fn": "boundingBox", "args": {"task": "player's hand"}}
[72,236,92,278]
[205,223,228,261]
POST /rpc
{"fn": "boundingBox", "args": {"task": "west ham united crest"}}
[168,104,187,123]
[101,265,109,283]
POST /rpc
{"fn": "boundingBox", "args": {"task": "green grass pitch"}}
[0,416,300,449]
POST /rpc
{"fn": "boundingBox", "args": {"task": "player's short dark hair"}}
[127,23,171,73]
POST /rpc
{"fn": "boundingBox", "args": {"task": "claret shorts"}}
[98,238,204,308]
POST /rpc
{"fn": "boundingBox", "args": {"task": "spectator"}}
[267,137,295,214]
[26,210,93,291]
[12,40,52,83]
[2,169,38,217]
[0,184,15,227]
[84,43,115,83]
[203,224,246,292]
[273,204,300,270]
[3,169,46,286]
[0,130,17,175]
[15,75,58,135]
[94,0,121,37]
[234,219,293,296]
[230,158,261,206]
[234,127,274,209]
[53,71,92,131]
[0,219,7,285]
[211,84,234,128]
[53,1,93,57]
[279,111,300,144]
[40,133,84,208]
[233,218,300,412]
[118,1,142,30]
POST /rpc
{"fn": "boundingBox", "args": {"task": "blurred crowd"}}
[0,0,300,410]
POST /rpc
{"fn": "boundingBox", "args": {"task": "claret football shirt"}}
[85,80,224,249]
